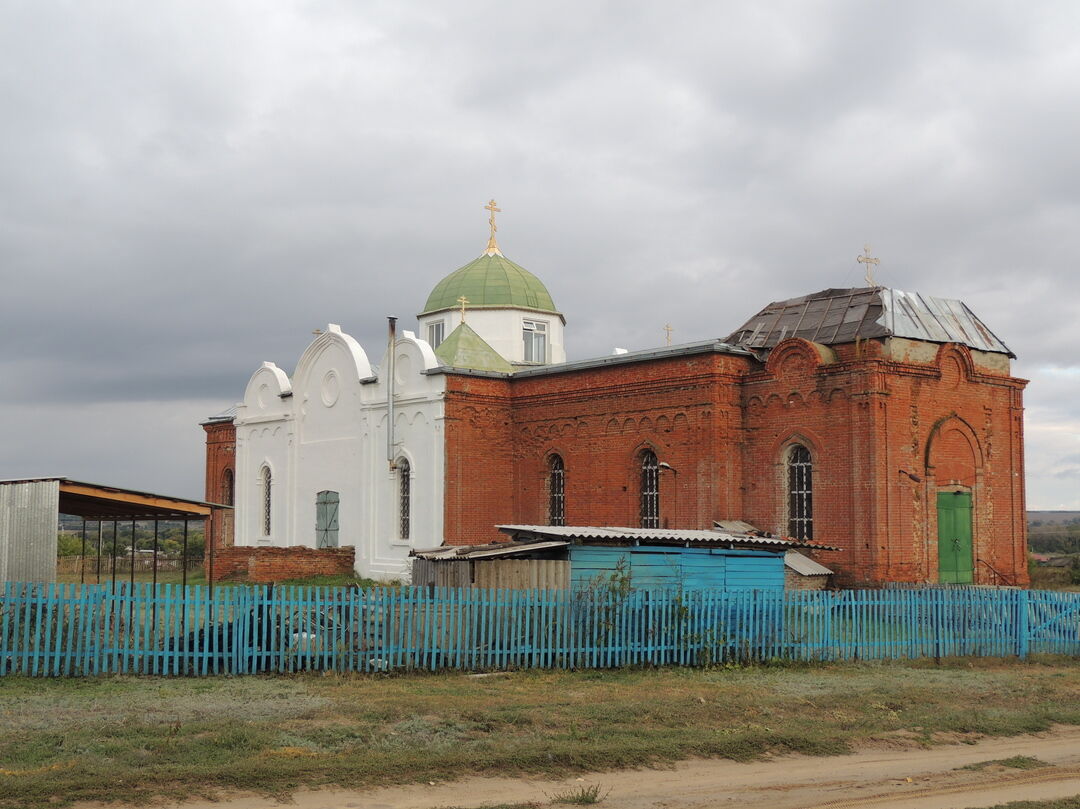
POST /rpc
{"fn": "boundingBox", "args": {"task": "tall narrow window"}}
[427,321,445,349]
[522,320,547,363]
[260,466,272,536]
[222,468,234,506]
[787,445,813,540]
[640,450,660,529]
[548,454,565,526]
[398,459,411,540]
[316,490,339,548]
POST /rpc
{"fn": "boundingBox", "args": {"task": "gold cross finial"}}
[457,295,469,322]
[483,199,503,256]
[312,328,323,337]
[857,244,880,287]
[663,324,673,346]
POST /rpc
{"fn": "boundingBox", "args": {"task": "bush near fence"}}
[0,583,1077,677]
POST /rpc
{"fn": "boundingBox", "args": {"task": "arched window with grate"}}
[548,454,565,526]
[398,459,411,540]
[222,468,234,506]
[640,450,660,529]
[260,465,272,536]
[787,445,813,541]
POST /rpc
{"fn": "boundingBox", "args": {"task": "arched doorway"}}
[936,490,973,584]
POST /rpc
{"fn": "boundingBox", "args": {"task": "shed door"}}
[937,491,973,584]
[316,490,339,549]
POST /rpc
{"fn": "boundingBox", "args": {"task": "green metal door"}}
[937,491,973,584]
[316,490,339,549]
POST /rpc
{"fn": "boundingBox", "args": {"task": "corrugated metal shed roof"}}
[726,287,1013,357]
[0,477,226,519]
[497,525,838,551]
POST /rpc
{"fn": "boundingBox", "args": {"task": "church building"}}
[203,204,1028,588]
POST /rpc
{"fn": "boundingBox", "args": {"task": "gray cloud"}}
[2,1,1080,504]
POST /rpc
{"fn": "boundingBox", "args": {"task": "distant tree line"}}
[57,521,205,560]
[1028,519,1080,555]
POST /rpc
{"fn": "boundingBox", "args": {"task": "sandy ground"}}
[82,725,1080,809]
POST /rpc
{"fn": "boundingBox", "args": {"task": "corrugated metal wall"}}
[570,545,784,591]
[0,480,60,583]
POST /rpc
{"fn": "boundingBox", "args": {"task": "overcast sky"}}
[3,1,1080,509]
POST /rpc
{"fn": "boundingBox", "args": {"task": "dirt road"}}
[88,726,1080,809]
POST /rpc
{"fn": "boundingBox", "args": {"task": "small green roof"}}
[434,322,514,373]
[422,253,558,315]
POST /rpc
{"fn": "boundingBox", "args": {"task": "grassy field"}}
[0,658,1078,808]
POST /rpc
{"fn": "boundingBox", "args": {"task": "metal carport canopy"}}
[0,477,225,520]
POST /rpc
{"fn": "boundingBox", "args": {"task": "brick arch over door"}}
[923,415,984,582]
[924,414,983,487]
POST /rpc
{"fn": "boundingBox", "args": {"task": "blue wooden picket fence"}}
[0,582,1077,677]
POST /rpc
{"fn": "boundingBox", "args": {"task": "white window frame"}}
[427,320,445,349]
[522,319,548,363]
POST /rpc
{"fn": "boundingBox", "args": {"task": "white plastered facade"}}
[233,325,445,581]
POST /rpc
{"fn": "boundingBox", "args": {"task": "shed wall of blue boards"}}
[569,545,784,591]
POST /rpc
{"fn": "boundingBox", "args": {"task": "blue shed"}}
[497,525,832,592]
[569,545,783,591]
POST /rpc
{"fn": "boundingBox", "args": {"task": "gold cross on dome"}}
[857,244,880,287]
[457,295,469,321]
[664,324,673,346]
[483,199,503,256]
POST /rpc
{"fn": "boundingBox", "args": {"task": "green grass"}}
[985,800,1080,809]
[0,658,1077,809]
[960,755,1051,771]
[549,784,610,804]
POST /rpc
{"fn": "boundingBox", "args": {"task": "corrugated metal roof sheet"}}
[784,550,833,576]
[726,287,1013,357]
[202,405,237,424]
[497,525,838,551]
[412,540,569,560]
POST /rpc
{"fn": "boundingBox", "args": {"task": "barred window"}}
[398,459,411,540]
[260,466,272,536]
[787,445,813,541]
[640,450,660,529]
[548,454,565,526]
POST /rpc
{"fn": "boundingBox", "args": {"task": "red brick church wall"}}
[202,420,236,552]
[443,351,751,545]
[738,339,1027,586]
[443,338,1028,587]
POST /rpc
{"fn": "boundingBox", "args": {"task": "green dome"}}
[421,253,558,315]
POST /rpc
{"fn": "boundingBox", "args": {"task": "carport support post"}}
[96,521,102,584]
[80,519,87,584]
[181,520,188,589]
[208,515,215,598]
[151,519,159,590]
[110,520,118,593]
[129,519,136,590]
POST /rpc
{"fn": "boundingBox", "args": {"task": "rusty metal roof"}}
[497,525,838,551]
[726,287,1013,358]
